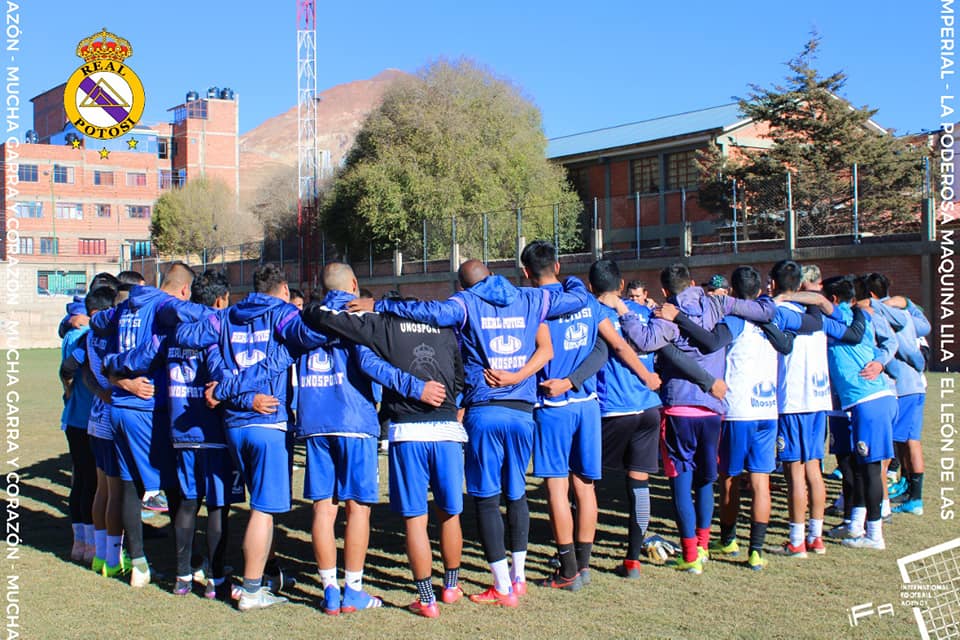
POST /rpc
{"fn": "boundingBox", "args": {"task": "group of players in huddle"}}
[55,239,930,617]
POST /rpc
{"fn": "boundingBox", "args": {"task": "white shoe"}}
[826,523,849,539]
[842,536,886,550]
[130,565,151,588]
[238,587,288,611]
[70,540,85,562]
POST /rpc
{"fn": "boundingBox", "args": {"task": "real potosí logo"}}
[63,28,145,139]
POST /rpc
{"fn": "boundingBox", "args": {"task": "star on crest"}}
[70,138,81,149]
[98,147,110,159]
[127,138,138,150]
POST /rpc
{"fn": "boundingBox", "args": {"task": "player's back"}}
[776,300,831,414]
[537,285,599,406]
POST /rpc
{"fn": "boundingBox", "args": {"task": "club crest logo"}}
[489,334,522,356]
[563,322,590,350]
[63,29,145,139]
[235,349,266,368]
[307,351,334,373]
[169,364,196,384]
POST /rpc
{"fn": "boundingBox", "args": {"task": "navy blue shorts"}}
[893,393,925,443]
[226,427,291,514]
[828,414,853,457]
[777,412,826,463]
[533,401,602,480]
[851,395,897,464]
[91,435,120,478]
[660,413,722,481]
[176,448,245,507]
[463,405,534,500]
[303,436,379,504]
[719,419,777,476]
[388,441,463,517]
[111,407,176,491]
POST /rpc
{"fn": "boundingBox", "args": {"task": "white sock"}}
[851,507,867,535]
[490,559,512,594]
[142,489,160,500]
[881,498,891,518]
[94,529,107,559]
[72,523,83,543]
[866,519,883,542]
[510,551,527,583]
[132,556,149,570]
[789,522,805,547]
[319,568,338,590]
[83,524,96,546]
[807,519,823,542]
[344,570,363,591]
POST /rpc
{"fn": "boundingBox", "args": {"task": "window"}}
[666,150,699,191]
[158,169,172,189]
[128,239,152,257]
[39,237,58,255]
[55,202,83,220]
[172,100,207,124]
[93,170,114,186]
[14,202,42,218]
[126,172,147,187]
[53,164,74,184]
[78,238,107,255]
[631,156,661,194]
[37,270,86,295]
[566,166,590,201]
[17,165,37,182]
[18,237,33,255]
[126,205,151,219]
[158,139,169,160]
[95,204,111,218]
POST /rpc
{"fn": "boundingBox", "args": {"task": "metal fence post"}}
[923,155,936,241]
[681,187,690,257]
[369,241,374,277]
[422,218,428,273]
[239,242,244,286]
[202,247,207,270]
[634,192,641,260]
[516,207,523,266]
[279,239,284,267]
[482,213,489,264]
[731,178,738,254]
[786,171,796,256]
[553,203,560,252]
[451,215,460,271]
[852,163,860,244]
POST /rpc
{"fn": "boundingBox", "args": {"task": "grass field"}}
[10,349,959,639]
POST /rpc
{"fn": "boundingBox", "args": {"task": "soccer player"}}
[349,256,589,605]
[300,291,466,618]
[800,264,822,292]
[704,274,730,297]
[289,288,305,311]
[624,279,654,309]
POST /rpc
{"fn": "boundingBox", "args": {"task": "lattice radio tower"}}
[297,0,318,288]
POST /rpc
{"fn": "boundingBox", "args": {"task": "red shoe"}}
[616,559,642,579]
[409,599,439,618]
[511,579,527,597]
[807,537,826,555]
[441,584,464,604]
[779,541,808,558]
[469,586,518,607]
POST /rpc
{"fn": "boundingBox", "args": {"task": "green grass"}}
[10,349,959,639]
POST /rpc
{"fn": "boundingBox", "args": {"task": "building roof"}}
[546,103,746,159]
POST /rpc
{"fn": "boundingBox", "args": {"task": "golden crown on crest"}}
[76,28,132,63]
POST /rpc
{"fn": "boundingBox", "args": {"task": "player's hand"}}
[204,381,221,408]
[654,302,680,322]
[69,314,90,329]
[484,369,521,387]
[642,372,662,391]
[346,297,375,313]
[709,378,729,401]
[420,380,446,407]
[883,295,908,309]
[597,292,628,315]
[252,394,279,415]
[117,376,154,400]
[540,378,572,397]
[860,361,883,380]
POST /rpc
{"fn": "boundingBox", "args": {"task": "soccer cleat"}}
[616,559,642,579]
[264,568,296,593]
[441,584,464,604]
[888,477,907,499]
[538,571,582,592]
[204,579,232,600]
[779,541,808,558]
[323,585,341,615]
[173,579,193,596]
[828,467,843,480]
[697,546,710,563]
[469,586,518,607]
[70,541,85,562]
[890,491,912,504]
[671,556,704,575]
[341,586,383,613]
[748,550,767,571]
[709,539,740,557]
[130,564,151,588]
[826,523,853,539]
[806,537,826,555]
[892,499,924,515]
[842,536,886,550]
[101,551,133,578]
[547,553,561,570]
[142,494,168,512]
[237,586,288,611]
[579,568,591,587]
[91,557,105,574]
[408,599,440,618]
[511,579,527,597]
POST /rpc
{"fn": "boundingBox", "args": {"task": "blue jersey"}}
[61,327,94,429]
[595,303,661,416]
[85,326,116,440]
[166,333,228,446]
[537,285,600,407]
[823,303,894,409]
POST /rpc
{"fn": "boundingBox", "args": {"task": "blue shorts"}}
[719,419,777,476]
[388,441,464,517]
[660,413,722,481]
[111,407,176,491]
[226,427,291,514]
[303,436,379,504]
[851,395,897,464]
[533,401,602,480]
[91,436,120,478]
[893,393,925,443]
[463,405,534,500]
[176,448,245,507]
[777,412,826,463]
[828,414,853,456]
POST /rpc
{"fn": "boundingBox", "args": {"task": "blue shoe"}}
[888,478,907,499]
[142,494,168,512]
[341,585,383,613]
[891,499,924,516]
[828,467,843,480]
[323,585,341,615]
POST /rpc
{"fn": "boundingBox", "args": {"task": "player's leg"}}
[503,409,534,594]
[692,415,722,557]
[778,414,808,556]
[390,439,434,614]
[338,436,382,613]
[844,396,897,549]
[91,466,108,572]
[431,441,465,604]
[716,420,745,556]
[893,393,926,514]
[65,427,87,562]
[746,418,777,568]
[663,414,702,573]
[802,412,826,552]
[571,401,601,583]
[304,436,340,614]
[172,449,200,595]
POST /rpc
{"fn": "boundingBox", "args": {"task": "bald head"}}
[160,261,196,301]
[322,262,358,295]
[458,259,490,289]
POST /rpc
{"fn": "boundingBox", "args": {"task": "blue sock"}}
[669,470,696,539]
[694,479,715,530]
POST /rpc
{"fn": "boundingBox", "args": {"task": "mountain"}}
[238,69,408,207]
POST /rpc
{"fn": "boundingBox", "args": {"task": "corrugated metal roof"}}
[546,103,745,159]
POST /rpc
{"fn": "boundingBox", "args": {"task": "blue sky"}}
[15,1,934,138]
